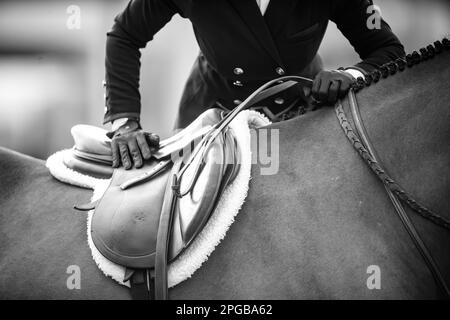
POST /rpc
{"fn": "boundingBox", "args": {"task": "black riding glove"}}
[107,119,160,169]
[311,70,356,105]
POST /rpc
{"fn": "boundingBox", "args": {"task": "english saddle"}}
[72,76,314,300]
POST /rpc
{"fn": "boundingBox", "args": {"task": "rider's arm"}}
[330,0,405,74]
[103,0,180,124]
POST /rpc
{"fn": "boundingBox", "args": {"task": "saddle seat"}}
[88,108,240,270]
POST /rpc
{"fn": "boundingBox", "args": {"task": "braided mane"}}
[351,37,450,93]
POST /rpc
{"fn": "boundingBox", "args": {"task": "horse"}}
[0,42,448,299]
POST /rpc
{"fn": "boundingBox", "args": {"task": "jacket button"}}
[276,67,285,75]
[233,67,244,75]
[233,99,242,105]
[233,80,243,87]
[274,98,284,105]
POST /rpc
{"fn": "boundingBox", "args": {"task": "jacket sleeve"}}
[103,0,179,124]
[330,0,405,74]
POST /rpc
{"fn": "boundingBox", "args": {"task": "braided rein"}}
[335,100,450,231]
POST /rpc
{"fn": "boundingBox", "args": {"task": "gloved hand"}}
[311,70,356,105]
[107,119,159,169]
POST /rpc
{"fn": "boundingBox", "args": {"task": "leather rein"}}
[177,75,450,298]
[336,90,450,298]
[172,76,313,197]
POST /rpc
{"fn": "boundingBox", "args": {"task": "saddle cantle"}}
[63,125,114,179]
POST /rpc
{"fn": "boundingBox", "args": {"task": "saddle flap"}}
[91,160,172,268]
[175,133,227,246]
[169,128,239,259]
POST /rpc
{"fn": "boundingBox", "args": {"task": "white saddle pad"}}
[46,110,269,288]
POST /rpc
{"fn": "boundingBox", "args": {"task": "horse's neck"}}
[356,50,450,216]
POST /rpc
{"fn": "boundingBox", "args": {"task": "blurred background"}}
[0,0,449,159]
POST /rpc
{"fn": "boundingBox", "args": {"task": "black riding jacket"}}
[104,0,405,127]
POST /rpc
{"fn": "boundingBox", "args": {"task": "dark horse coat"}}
[104,0,404,128]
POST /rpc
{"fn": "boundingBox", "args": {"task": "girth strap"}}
[127,268,154,300]
[336,90,450,298]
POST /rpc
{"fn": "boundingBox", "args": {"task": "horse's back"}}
[0,147,129,299]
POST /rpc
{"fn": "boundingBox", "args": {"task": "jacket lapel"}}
[263,0,297,39]
[228,0,283,66]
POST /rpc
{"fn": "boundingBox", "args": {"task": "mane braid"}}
[349,37,450,93]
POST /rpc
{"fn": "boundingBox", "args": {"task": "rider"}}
[104,0,405,169]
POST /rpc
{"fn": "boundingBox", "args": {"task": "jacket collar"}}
[228,0,284,66]
[263,0,297,39]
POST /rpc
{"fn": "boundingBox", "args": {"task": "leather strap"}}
[175,76,314,192]
[247,80,300,106]
[128,269,154,300]
[120,159,172,190]
[73,200,99,211]
[154,162,181,300]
